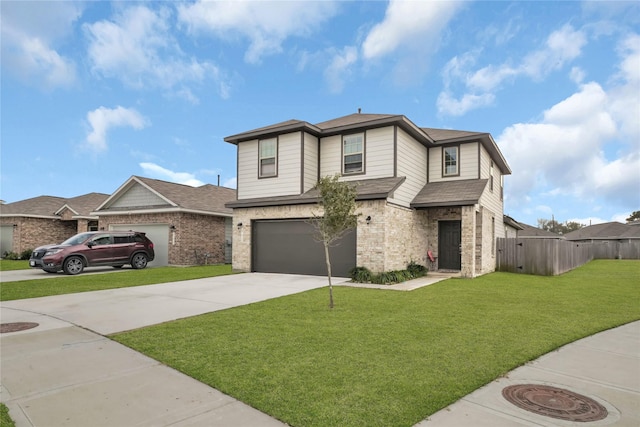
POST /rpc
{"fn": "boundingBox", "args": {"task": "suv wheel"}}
[131,253,148,269]
[64,256,84,275]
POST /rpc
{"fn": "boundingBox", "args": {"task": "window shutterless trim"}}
[341,132,366,176]
[258,137,278,179]
[442,145,460,177]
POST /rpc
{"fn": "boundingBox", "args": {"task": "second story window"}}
[259,138,277,178]
[343,133,364,174]
[443,146,459,176]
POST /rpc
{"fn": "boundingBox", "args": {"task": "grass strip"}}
[0,260,30,271]
[113,260,640,427]
[0,264,233,301]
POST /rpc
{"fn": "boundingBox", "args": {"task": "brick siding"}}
[99,212,227,265]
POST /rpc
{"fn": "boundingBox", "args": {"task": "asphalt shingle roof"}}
[517,222,565,239]
[411,179,488,208]
[564,222,640,240]
[1,193,108,218]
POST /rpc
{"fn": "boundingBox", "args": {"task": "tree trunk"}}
[324,241,334,309]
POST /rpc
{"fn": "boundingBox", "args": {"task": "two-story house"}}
[225,113,511,278]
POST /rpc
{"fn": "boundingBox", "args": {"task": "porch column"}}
[461,205,477,277]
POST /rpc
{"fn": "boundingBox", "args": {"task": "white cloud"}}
[85,106,148,153]
[84,5,226,101]
[324,46,358,94]
[139,163,204,187]
[361,0,462,60]
[499,54,640,211]
[438,24,587,116]
[1,1,81,89]
[177,1,339,64]
[436,91,495,117]
[359,0,463,86]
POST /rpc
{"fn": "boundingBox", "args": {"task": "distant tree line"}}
[536,218,585,235]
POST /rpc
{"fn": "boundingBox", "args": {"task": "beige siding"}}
[237,132,302,199]
[303,132,318,192]
[111,183,169,208]
[319,135,341,177]
[392,127,427,207]
[428,142,479,182]
[479,144,505,239]
[320,127,394,181]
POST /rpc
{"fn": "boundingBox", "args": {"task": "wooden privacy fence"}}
[496,238,640,275]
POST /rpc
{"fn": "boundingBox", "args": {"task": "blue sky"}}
[1,1,638,226]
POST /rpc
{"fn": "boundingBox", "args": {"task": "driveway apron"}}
[1,273,346,427]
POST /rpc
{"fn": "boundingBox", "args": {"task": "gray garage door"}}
[110,224,169,267]
[252,219,356,277]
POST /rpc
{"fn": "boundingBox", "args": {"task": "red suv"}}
[29,231,155,275]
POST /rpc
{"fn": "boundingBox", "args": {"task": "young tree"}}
[310,174,358,308]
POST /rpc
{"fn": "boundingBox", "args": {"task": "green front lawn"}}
[113,260,640,427]
[0,264,233,301]
[0,260,30,271]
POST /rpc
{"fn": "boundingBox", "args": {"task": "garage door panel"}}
[252,219,355,277]
[110,224,168,267]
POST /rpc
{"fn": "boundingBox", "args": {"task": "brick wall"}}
[99,212,227,265]
[1,217,77,254]
[233,200,431,274]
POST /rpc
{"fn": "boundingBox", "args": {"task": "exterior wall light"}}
[366,216,371,225]
[237,222,243,229]
[170,225,176,230]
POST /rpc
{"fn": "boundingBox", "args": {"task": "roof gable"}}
[96,176,236,216]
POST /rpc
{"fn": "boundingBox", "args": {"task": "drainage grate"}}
[0,322,39,333]
[502,384,608,422]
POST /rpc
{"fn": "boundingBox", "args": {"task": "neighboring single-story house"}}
[516,222,565,239]
[564,222,640,260]
[92,176,236,266]
[224,112,512,278]
[503,215,524,238]
[563,221,640,242]
[0,193,109,256]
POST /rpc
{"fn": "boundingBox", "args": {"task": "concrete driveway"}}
[1,273,347,426]
[1,272,345,335]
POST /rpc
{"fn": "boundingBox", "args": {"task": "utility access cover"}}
[502,384,608,422]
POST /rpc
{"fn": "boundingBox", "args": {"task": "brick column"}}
[461,205,477,277]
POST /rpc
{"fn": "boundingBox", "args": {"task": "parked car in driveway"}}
[29,231,155,275]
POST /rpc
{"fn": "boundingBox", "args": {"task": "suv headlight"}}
[45,249,63,256]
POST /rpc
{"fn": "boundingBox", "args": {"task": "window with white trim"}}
[259,138,277,177]
[443,146,459,176]
[343,133,364,174]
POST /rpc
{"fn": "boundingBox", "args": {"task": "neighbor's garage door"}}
[252,219,356,277]
[110,224,169,267]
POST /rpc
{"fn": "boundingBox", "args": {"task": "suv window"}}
[114,235,132,244]
[91,235,112,246]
